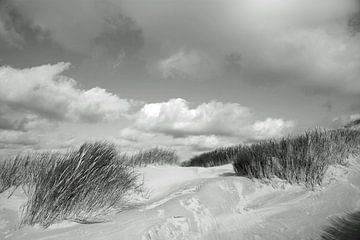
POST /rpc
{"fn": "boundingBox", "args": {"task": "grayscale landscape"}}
[1,0,360,239]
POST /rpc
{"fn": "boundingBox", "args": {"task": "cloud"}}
[332,113,360,128]
[236,25,360,93]
[0,0,50,49]
[6,0,359,96]
[115,98,295,159]
[118,127,236,159]
[0,130,39,148]
[278,29,360,93]
[181,135,236,152]
[120,127,230,150]
[134,98,251,137]
[133,98,294,140]
[13,1,144,59]
[252,118,295,140]
[0,61,133,154]
[94,14,144,60]
[157,49,217,81]
[235,0,360,94]
[224,52,242,74]
[0,115,22,131]
[348,1,360,35]
[124,0,360,94]
[0,0,77,67]
[0,62,131,123]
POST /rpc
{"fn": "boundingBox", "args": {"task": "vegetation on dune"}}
[0,143,179,227]
[0,152,58,194]
[232,128,360,187]
[124,147,179,166]
[0,142,139,228]
[318,211,360,240]
[1,127,360,228]
[183,128,360,187]
[345,118,360,129]
[181,145,242,167]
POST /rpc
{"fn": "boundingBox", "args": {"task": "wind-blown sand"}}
[1,158,360,240]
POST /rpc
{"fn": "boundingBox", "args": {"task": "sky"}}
[0,0,360,160]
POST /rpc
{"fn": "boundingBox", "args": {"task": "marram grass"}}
[1,142,139,228]
[232,128,360,187]
[124,147,179,167]
[318,211,360,240]
[0,143,179,227]
[184,128,360,188]
[181,145,242,167]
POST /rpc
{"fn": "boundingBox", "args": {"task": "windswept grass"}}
[233,128,360,187]
[182,128,360,187]
[125,147,179,166]
[0,152,58,194]
[0,142,139,228]
[318,211,360,240]
[181,145,242,167]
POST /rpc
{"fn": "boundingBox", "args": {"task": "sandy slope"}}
[1,158,360,240]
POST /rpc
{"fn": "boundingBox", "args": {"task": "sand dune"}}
[1,158,360,240]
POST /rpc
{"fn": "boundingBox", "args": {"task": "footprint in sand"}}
[142,185,201,211]
[179,197,216,234]
[142,216,191,240]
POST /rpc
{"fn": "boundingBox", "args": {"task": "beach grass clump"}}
[181,145,242,167]
[318,211,360,240]
[1,142,139,228]
[0,154,27,193]
[125,147,179,166]
[232,128,360,187]
[0,152,59,194]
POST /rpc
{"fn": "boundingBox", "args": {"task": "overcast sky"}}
[0,0,360,160]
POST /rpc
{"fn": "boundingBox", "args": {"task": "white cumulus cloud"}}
[118,98,294,160]
[134,98,252,137]
[252,118,295,140]
[0,62,131,122]
[133,98,294,141]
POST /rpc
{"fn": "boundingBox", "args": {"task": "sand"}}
[1,158,360,240]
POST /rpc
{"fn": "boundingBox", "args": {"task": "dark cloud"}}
[350,99,360,111]
[322,100,333,112]
[94,14,144,61]
[0,105,28,131]
[0,115,24,131]
[348,0,360,35]
[225,52,242,74]
[0,0,50,49]
[348,12,360,35]
[0,0,82,67]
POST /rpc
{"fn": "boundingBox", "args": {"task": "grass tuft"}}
[181,146,242,167]
[0,142,139,228]
[125,147,179,166]
[318,211,360,240]
[0,152,58,194]
[232,128,360,187]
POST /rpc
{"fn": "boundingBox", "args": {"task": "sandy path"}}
[2,159,360,240]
